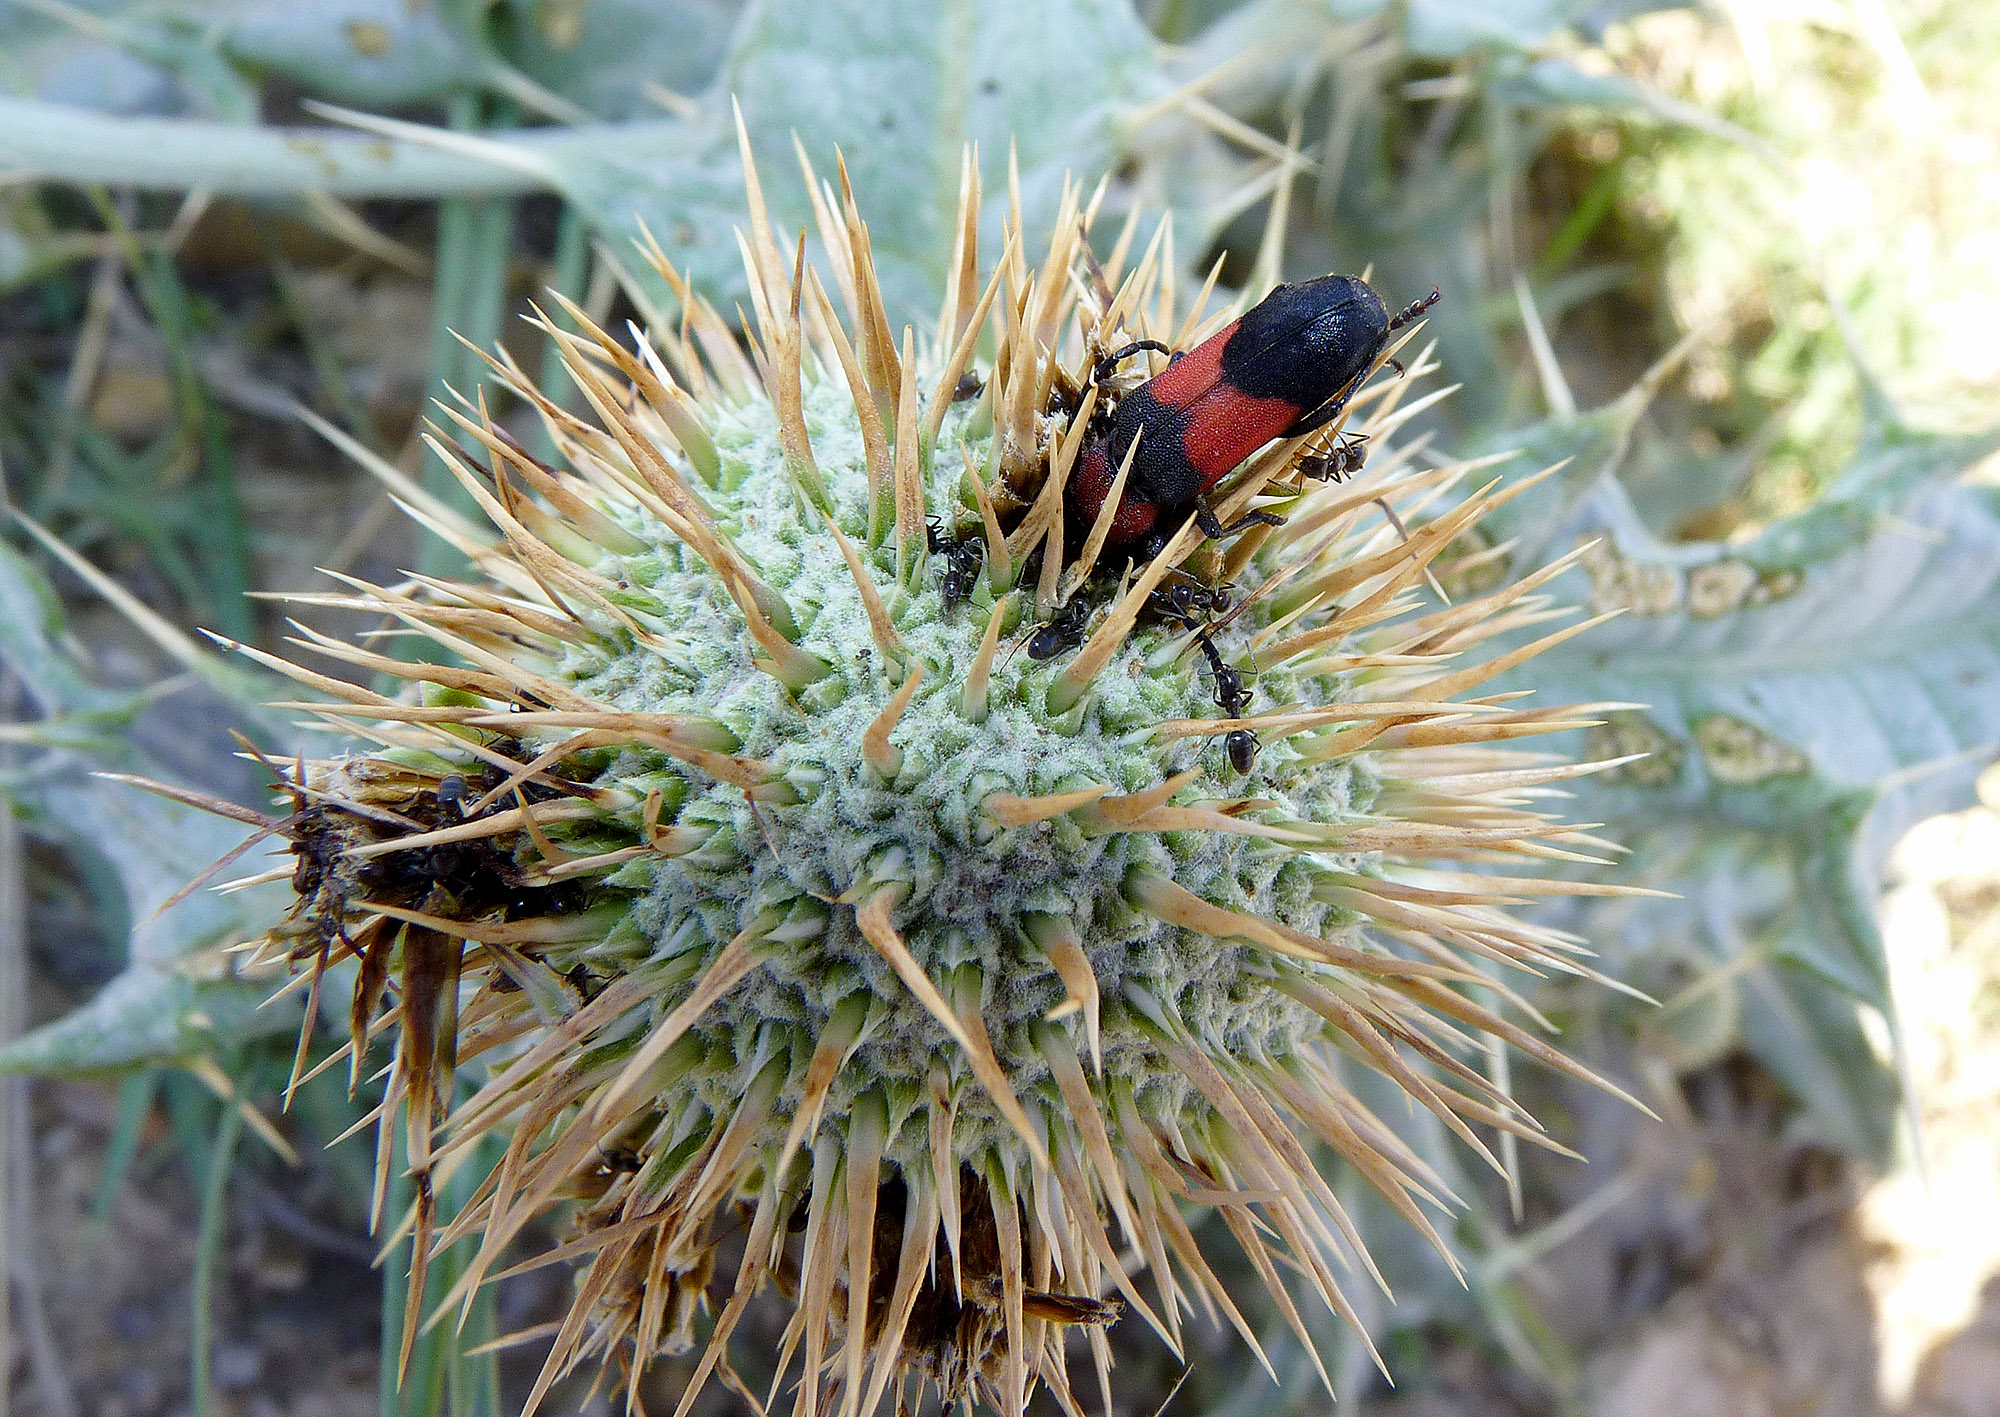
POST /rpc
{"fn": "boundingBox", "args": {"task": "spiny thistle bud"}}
[207,132,1641,1416]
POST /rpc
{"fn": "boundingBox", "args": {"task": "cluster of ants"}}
[926,426,1371,779]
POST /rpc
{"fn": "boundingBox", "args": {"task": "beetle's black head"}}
[1222,274,1390,411]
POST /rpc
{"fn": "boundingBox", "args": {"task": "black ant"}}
[1193,631,1259,774]
[1296,432,1368,484]
[1292,433,1452,605]
[1026,595,1091,660]
[927,517,985,611]
[951,370,984,403]
[1145,574,1232,626]
[1148,577,1259,774]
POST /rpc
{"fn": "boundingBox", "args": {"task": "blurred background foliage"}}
[2,1,1998,1414]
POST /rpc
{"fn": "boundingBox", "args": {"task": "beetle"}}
[1070,275,1439,555]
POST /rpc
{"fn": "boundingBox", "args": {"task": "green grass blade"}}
[443,1142,501,1417]
[377,1124,415,1417]
[191,1101,244,1417]
[529,203,591,463]
[87,1067,159,1234]
[420,94,518,580]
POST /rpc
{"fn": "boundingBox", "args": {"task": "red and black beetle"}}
[1070,274,1439,554]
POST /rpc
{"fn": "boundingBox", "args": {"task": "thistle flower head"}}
[234,132,1636,1417]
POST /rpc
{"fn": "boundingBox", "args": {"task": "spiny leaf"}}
[0,543,292,1076]
[0,540,130,721]
[1404,0,1571,58]
[1501,407,2000,1158]
[0,0,1176,328]
[552,0,1167,322]
[1556,820,1901,1161]
[0,766,297,1075]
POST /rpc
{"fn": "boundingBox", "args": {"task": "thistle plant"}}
[201,132,1640,1417]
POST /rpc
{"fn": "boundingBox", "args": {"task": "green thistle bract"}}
[238,138,1635,1417]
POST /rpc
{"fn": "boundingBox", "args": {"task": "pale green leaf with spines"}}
[493,0,745,121]
[1497,405,2000,1159]
[219,0,486,108]
[0,540,127,722]
[0,544,294,1076]
[1404,0,1579,58]
[548,0,1167,322]
[0,762,301,1075]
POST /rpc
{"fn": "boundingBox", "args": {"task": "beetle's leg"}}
[1216,511,1287,538]
[1194,497,1285,541]
[1091,339,1175,387]
[1286,384,1361,440]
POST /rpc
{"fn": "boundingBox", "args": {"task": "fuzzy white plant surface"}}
[219,134,1642,1417]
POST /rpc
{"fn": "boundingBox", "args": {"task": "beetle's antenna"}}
[1387,287,1442,333]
